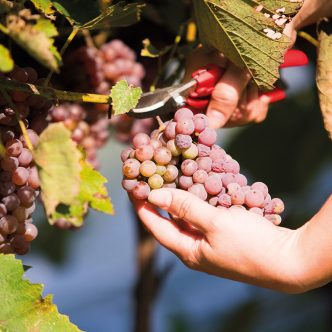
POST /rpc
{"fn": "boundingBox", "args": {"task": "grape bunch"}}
[0,66,50,255]
[49,103,109,169]
[64,39,153,143]
[121,107,285,225]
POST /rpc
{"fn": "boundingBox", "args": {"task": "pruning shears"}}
[128,49,308,119]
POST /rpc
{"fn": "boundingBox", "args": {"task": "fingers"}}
[206,63,251,128]
[147,188,219,234]
[132,198,201,259]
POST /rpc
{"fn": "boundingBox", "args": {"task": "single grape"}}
[204,175,223,195]
[193,170,208,184]
[163,165,178,182]
[182,144,198,159]
[198,127,217,146]
[209,196,219,207]
[164,121,177,140]
[135,144,154,162]
[245,190,265,208]
[188,183,208,201]
[175,134,192,149]
[230,190,245,205]
[2,194,20,211]
[234,173,248,187]
[122,178,138,192]
[209,148,226,162]
[133,133,150,148]
[155,165,167,176]
[211,159,224,173]
[132,181,150,200]
[24,223,38,241]
[178,176,193,190]
[264,198,285,214]
[221,173,237,187]
[174,108,194,121]
[176,118,195,135]
[12,167,29,186]
[121,147,134,162]
[197,144,210,157]
[181,159,198,176]
[166,139,181,156]
[251,182,269,198]
[193,114,208,133]
[16,186,36,206]
[122,158,140,179]
[223,159,240,174]
[140,160,157,177]
[27,166,40,189]
[196,157,212,173]
[0,215,18,234]
[218,194,232,208]
[20,129,39,148]
[227,183,241,195]
[153,147,172,165]
[148,174,164,189]
[18,148,33,166]
[1,156,19,171]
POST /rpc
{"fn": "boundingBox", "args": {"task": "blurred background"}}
[21,1,332,331]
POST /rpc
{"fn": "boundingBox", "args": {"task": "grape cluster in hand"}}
[0,66,48,254]
[121,107,285,225]
[65,39,154,143]
[49,103,109,169]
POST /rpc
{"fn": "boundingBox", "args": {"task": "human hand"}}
[132,188,308,293]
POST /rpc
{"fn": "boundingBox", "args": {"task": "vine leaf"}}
[30,0,55,17]
[317,19,332,139]
[0,44,14,73]
[33,123,82,221]
[7,16,61,72]
[50,161,114,227]
[141,38,172,58]
[192,0,296,90]
[111,80,142,116]
[0,254,81,331]
[53,1,144,30]
[253,0,303,15]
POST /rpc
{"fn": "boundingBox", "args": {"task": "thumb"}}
[148,188,219,234]
[207,64,251,128]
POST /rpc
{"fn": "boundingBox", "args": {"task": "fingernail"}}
[148,189,172,208]
[207,110,226,128]
[260,95,270,103]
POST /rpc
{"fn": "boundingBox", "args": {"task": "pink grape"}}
[265,198,285,214]
[196,157,212,172]
[121,147,134,162]
[27,166,40,189]
[135,144,154,162]
[24,223,38,241]
[0,215,18,234]
[178,176,193,190]
[1,156,19,171]
[234,174,248,187]
[133,133,150,148]
[209,196,219,207]
[251,182,268,197]
[198,127,217,146]
[209,148,226,162]
[153,147,172,165]
[204,175,223,195]
[122,178,138,192]
[174,108,193,121]
[16,186,35,206]
[175,134,192,149]
[164,121,177,139]
[221,173,237,187]
[188,183,208,201]
[197,144,210,157]
[140,160,157,177]
[223,159,240,174]
[193,114,208,133]
[181,159,198,176]
[230,190,245,205]
[12,167,29,186]
[245,190,265,208]
[227,183,241,195]
[18,148,33,166]
[218,194,232,208]
[5,139,23,157]
[132,181,150,200]
[176,118,195,135]
[193,170,208,184]
[122,159,140,179]
[163,165,178,182]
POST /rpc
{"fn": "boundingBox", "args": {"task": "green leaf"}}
[7,16,62,72]
[193,0,295,90]
[49,161,114,227]
[0,44,14,73]
[111,80,142,116]
[0,254,81,332]
[79,161,114,214]
[33,123,82,222]
[52,0,144,29]
[30,0,55,16]
[141,38,172,58]
[317,19,332,139]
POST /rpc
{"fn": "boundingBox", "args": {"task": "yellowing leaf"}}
[317,19,332,139]
[0,44,14,73]
[7,15,61,72]
[253,0,303,15]
[0,254,81,332]
[111,80,142,116]
[193,0,293,90]
[30,0,55,16]
[33,123,82,221]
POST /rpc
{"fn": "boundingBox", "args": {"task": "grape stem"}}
[156,116,165,132]
[298,31,319,47]
[0,88,34,150]
[0,79,111,106]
